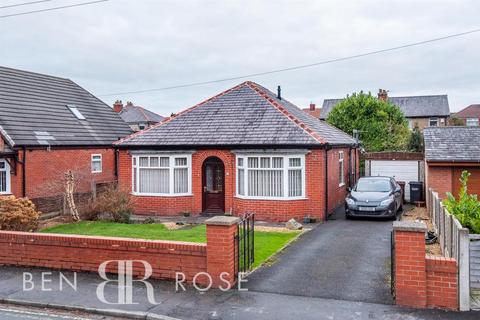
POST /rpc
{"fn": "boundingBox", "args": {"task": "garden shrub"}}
[85,186,134,224]
[0,196,40,231]
[443,171,480,234]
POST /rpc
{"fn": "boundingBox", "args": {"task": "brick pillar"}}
[205,216,239,289]
[393,221,427,308]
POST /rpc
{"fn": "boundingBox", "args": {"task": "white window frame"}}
[91,154,102,173]
[338,151,345,187]
[131,154,192,196]
[429,117,439,127]
[235,154,306,200]
[0,159,11,194]
[466,118,479,126]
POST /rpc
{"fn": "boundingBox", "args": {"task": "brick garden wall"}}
[0,231,206,281]
[0,216,239,287]
[393,221,458,310]
[426,256,458,309]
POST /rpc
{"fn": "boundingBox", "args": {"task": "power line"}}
[0,0,108,18]
[98,27,480,97]
[0,0,55,10]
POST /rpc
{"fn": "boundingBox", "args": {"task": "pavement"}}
[0,303,125,320]
[247,207,393,304]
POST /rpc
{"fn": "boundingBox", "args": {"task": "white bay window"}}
[236,154,305,199]
[132,154,191,196]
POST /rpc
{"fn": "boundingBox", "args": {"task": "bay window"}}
[236,154,305,199]
[132,154,191,195]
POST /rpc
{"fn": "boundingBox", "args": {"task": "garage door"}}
[369,160,420,201]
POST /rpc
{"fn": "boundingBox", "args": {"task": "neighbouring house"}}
[0,66,132,212]
[450,104,480,126]
[424,126,480,200]
[115,81,359,222]
[302,103,322,119]
[114,100,164,132]
[321,89,450,131]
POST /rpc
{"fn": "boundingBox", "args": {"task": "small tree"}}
[326,92,410,152]
[443,171,480,234]
[448,116,464,126]
[408,126,424,152]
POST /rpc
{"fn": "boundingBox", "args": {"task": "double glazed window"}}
[0,160,10,194]
[429,117,439,127]
[467,118,479,127]
[236,155,305,199]
[132,155,191,195]
[338,151,345,186]
[91,154,102,173]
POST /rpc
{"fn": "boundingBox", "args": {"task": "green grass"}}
[41,221,300,268]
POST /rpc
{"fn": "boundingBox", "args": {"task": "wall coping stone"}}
[205,216,240,226]
[393,220,427,232]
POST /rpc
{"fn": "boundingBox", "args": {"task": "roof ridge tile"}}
[245,82,326,144]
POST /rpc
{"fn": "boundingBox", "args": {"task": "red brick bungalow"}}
[0,66,132,212]
[424,126,480,199]
[116,81,359,222]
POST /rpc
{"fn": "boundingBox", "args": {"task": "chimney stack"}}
[378,89,388,101]
[309,103,316,111]
[113,100,123,113]
[277,86,282,100]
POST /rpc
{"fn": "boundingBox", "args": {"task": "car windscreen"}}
[355,179,391,192]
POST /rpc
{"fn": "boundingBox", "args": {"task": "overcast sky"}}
[1,0,479,116]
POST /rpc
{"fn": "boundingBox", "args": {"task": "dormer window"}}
[67,105,86,120]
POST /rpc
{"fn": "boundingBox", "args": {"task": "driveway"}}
[247,208,394,304]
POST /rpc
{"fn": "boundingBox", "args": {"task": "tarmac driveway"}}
[247,208,394,304]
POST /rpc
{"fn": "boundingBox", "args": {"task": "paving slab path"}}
[247,209,394,304]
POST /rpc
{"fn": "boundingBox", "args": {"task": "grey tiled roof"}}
[321,95,450,119]
[0,66,132,147]
[424,127,480,162]
[117,81,356,147]
[119,105,164,124]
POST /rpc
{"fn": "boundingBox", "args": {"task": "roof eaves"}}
[245,82,327,144]
[0,125,15,147]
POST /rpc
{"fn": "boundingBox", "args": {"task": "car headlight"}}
[380,198,394,206]
[346,198,355,206]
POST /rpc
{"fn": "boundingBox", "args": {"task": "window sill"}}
[92,171,102,174]
[131,192,193,197]
[339,183,345,188]
[234,195,307,201]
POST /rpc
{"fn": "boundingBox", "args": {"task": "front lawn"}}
[41,221,300,268]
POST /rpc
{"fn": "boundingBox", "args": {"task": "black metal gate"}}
[235,212,255,276]
[390,230,396,298]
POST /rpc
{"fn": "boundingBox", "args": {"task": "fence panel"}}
[428,188,470,311]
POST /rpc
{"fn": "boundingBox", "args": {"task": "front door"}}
[202,157,225,214]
